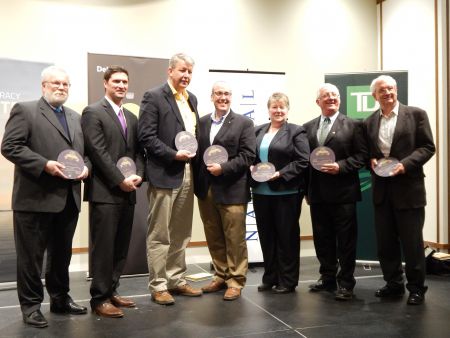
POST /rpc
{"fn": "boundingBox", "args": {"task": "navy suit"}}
[303,113,366,290]
[138,82,200,291]
[1,98,88,315]
[138,83,199,189]
[364,103,435,292]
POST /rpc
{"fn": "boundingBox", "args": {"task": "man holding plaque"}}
[303,83,366,301]
[364,75,435,305]
[194,81,256,301]
[138,53,202,305]
[81,66,144,317]
[1,66,89,328]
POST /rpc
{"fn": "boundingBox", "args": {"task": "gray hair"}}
[41,65,69,83]
[169,53,195,68]
[316,83,340,99]
[370,75,397,93]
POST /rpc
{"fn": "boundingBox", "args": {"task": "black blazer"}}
[194,110,256,204]
[303,113,366,204]
[252,122,310,192]
[1,98,88,212]
[81,98,145,204]
[138,83,199,189]
[363,103,435,209]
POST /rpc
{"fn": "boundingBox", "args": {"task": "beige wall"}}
[0,0,378,249]
[381,0,448,246]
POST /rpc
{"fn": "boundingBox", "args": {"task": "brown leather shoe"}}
[202,280,227,293]
[110,295,136,308]
[223,287,241,301]
[169,284,202,297]
[151,290,175,305]
[93,302,124,318]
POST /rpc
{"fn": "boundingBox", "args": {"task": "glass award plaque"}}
[116,156,136,177]
[203,145,228,165]
[251,162,276,182]
[373,157,399,177]
[310,146,336,171]
[57,149,84,179]
[175,131,198,154]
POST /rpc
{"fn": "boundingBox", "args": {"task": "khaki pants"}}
[198,188,248,289]
[146,164,193,292]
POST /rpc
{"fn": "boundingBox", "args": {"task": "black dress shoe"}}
[50,299,87,315]
[272,285,295,294]
[309,279,337,292]
[23,310,48,328]
[407,292,425,305]
[335,287,353,301]
[374,285,405,298]
[257,283,274,292]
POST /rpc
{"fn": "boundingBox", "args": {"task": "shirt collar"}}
[211,110,230,124]
[43,97,63,112]
[168,81,189,100]
[379,101,399,118]
[321,111,339,123]
[105,96,122,115]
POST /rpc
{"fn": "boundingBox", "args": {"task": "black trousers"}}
[374,194,426,293]
[253,193,302,288]
[310,203,357,290]
[14,192,79,315]
[89,202,134,308]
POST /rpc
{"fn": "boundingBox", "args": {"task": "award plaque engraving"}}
[373,157,399,177]
[310,146,336,171]
[116,156,136,177]
[57,149,84,179]
[175,131,198,154]
[251,162,276,182]
[203,145,229,165]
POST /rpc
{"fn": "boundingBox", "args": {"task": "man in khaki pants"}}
[194,81,256,300]
[138,53,202,305]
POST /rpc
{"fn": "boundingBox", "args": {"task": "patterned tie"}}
[318,117,331,145]
[118,108,127,137]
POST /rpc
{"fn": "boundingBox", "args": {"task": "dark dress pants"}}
[374,191,426,293]
[89,202,134,308]
[310,203,357,290]
[14,191,79,315]
[253,193,302,288]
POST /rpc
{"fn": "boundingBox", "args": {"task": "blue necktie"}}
[54,106,70,139]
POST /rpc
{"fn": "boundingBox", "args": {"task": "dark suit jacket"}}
[251,122,310,192]
[194,111,256,204]
[364,103,435,209]
[81,98,145,204]
[138,83,199,189]
[1,97,87,212]
[303,113,366,204]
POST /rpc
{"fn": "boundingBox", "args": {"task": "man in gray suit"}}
[82,66,144,317]
[194,81,256,301]
[1,66,89,328]
[364,75,435,305]
[138,53,202,305]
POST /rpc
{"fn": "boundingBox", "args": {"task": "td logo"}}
[346,85,379,119]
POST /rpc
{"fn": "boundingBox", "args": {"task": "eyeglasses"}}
[45,81,71,89]
[320,92,340,99]
[213,91,232,98]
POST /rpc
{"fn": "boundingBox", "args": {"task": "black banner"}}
[87,53,168,275]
